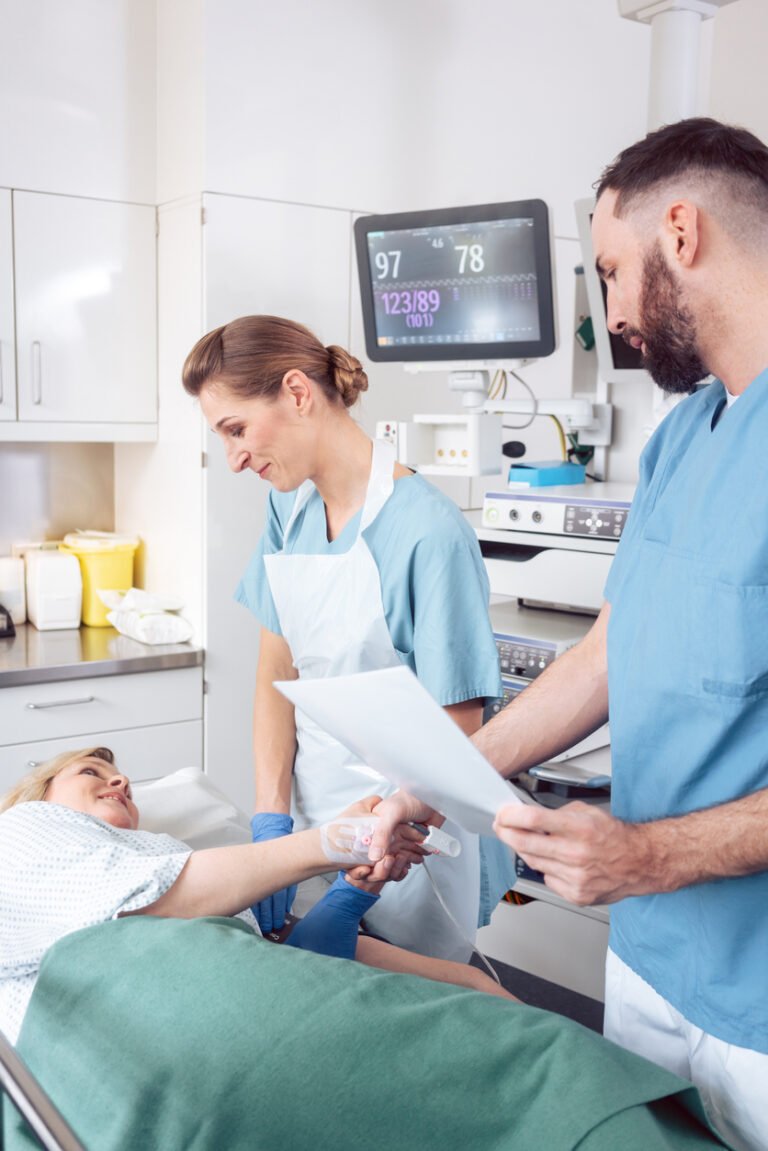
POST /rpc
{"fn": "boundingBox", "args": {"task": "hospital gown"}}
[0,802,201,1044]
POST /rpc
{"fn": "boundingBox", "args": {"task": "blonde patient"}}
[0,747,511,1043]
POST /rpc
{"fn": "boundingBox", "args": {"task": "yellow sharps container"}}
[60,532,139,627]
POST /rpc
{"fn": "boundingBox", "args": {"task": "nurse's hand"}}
[493,800,653,906]
[250,812,297,933]
[366,790,441,863]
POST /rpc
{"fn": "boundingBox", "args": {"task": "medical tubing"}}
[501,369,539,430]
[421,859,502,987]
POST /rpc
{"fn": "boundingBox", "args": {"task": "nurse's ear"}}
[281,369,314,415]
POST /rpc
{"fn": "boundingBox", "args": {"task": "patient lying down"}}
[1,749,730,1151]
[0,746,509,1045]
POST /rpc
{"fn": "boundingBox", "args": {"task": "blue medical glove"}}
[285,872,380,960]
[250,812,297,934]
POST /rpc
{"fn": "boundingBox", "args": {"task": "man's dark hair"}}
[596,117,768,218]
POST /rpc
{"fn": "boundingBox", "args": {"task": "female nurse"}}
[182,315,502,961]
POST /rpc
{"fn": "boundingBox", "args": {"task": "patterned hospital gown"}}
[0,802,195,1044]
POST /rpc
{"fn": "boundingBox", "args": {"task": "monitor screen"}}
[574,197,650,385]
[354,200,556,363]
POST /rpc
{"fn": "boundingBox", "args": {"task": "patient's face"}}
[45,756,139,830]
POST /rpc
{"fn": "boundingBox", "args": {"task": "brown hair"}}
[182,315,369,409]
[596,117,768,222]
[0,746,115,813]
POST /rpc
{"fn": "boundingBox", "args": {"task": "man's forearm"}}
[474,603,611,778]
[494,785,768,906]
[637,786,768,894]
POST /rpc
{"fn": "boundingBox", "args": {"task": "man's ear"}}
[282,370,313,414]
[665,200,700,269]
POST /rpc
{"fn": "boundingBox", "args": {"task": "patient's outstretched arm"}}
[355,936,516,1000]
[125,799,423,921]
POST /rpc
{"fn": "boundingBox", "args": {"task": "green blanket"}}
[4,917,728,1151]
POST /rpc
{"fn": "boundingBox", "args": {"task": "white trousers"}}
[604,949,768,1151]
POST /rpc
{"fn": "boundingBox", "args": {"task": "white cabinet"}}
[202,193,352,810]
[1,190,157,442]
[0,189,15,422]
[0,667,203,790]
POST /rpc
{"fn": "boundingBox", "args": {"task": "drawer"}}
[0,718,203,792]
[0,667,202,746]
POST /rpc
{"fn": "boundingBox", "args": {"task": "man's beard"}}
[623,243,708,395]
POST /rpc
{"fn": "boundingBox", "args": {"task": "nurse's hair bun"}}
[326,345,369,408]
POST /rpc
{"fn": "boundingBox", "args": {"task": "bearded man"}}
[373,118,768,1151]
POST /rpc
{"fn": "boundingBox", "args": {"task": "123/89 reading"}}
[379,289,441,315]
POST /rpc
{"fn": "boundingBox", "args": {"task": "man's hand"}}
[367,791,440,863]
[493,800,655,906]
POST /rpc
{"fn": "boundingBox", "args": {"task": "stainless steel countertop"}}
[0,624,203,688]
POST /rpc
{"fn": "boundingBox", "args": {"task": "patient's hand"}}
[331,795,426,881]
[343,867,386,896]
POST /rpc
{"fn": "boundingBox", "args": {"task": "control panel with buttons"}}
[486,600,594,700]
[483,675,526,723]
[496,635,558,680]
[482,482,634,539]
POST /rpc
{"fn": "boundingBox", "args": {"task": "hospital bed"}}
[1,770,728,1151]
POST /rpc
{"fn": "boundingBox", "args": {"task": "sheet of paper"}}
[275,664,534,835]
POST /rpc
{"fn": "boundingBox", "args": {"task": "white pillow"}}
[133,767,251,848]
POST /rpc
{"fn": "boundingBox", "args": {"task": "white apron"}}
[263,438,479,961]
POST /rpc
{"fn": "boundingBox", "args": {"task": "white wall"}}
[202,0,651,229]
[708,0,768,139]
[114,197,205,635]
[157,0,203,204]
[0,443,114,554]
[195,0,656,493]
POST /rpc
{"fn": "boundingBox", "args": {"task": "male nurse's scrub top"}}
[605,373,768,1053]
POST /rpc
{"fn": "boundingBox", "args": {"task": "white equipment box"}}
[482,481,634,538]
[470,483,635,613]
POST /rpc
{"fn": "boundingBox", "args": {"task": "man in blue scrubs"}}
[374,118,768,1151]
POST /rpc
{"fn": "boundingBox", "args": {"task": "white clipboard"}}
[275,664,535,835]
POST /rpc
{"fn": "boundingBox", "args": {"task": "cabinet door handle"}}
[31,341,42,405]
[26,695,95,710]
[0,342,4,404]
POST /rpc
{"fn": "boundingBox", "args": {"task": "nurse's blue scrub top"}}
[605,372,768,1053]
[237,472,502,708]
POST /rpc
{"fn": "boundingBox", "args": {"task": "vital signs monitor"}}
[354,199,556,364]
